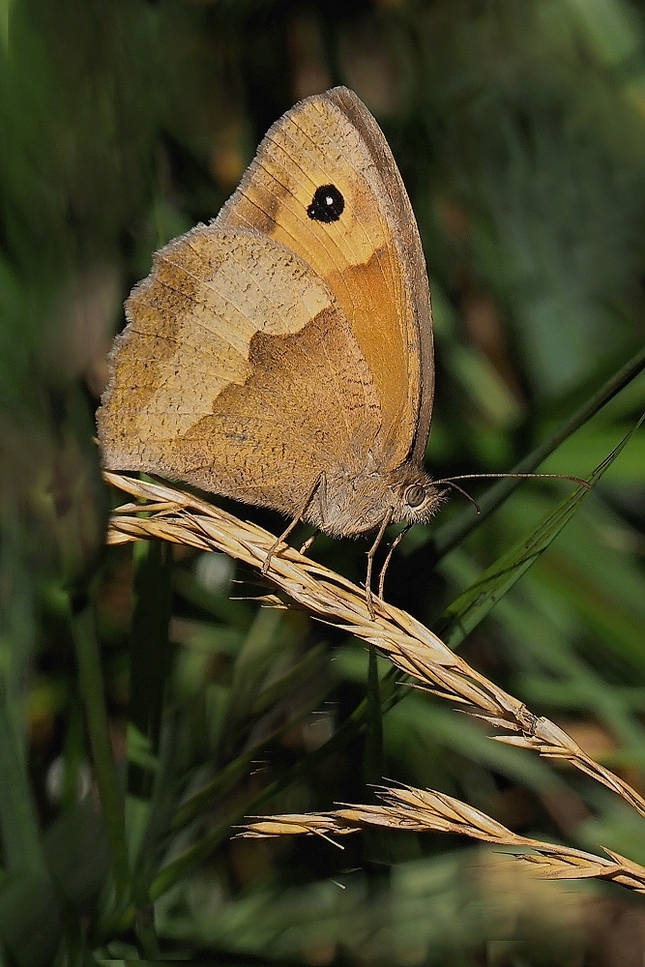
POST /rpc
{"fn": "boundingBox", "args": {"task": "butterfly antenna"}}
[439,480,482,515]
[436,471,591,491]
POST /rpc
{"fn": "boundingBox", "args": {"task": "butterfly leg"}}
[298,532,319,555]
[377,523,412,599]
[261,472,325,576]
[365,508,393,619]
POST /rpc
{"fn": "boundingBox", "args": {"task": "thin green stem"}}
[431,344,645,559]
[70,598,130,901]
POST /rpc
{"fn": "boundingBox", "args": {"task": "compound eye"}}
[404,484,426,508]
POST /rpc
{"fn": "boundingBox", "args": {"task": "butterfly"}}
[98,87,444,612]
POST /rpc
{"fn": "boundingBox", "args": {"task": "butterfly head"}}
[386,463,446,527]
[307,463,445,538]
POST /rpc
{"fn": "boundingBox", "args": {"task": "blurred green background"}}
[2,0,645,963]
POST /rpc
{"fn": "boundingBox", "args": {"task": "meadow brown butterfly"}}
[98,87,445,606]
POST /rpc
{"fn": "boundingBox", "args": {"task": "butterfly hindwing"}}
[98,226,383,516]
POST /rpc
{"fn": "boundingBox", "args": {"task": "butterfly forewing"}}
[216,87,434,470]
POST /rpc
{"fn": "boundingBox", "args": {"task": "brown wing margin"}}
[327,87,435,468]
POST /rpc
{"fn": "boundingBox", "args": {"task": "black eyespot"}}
[405,484,426,508]
[307,184,345,223]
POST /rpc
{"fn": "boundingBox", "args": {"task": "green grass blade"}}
[0,501,43,876]
[71,597,130,901]
[128,541,173,800]
[437,415,644,649]
[364,645,384,792]
[125,541,173,955]
[431,344,645,559]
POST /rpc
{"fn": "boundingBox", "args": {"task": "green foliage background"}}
[1,0,645,963]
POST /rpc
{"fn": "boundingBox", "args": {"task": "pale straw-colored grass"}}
[105,470,645,894]
[238,784,645,894]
